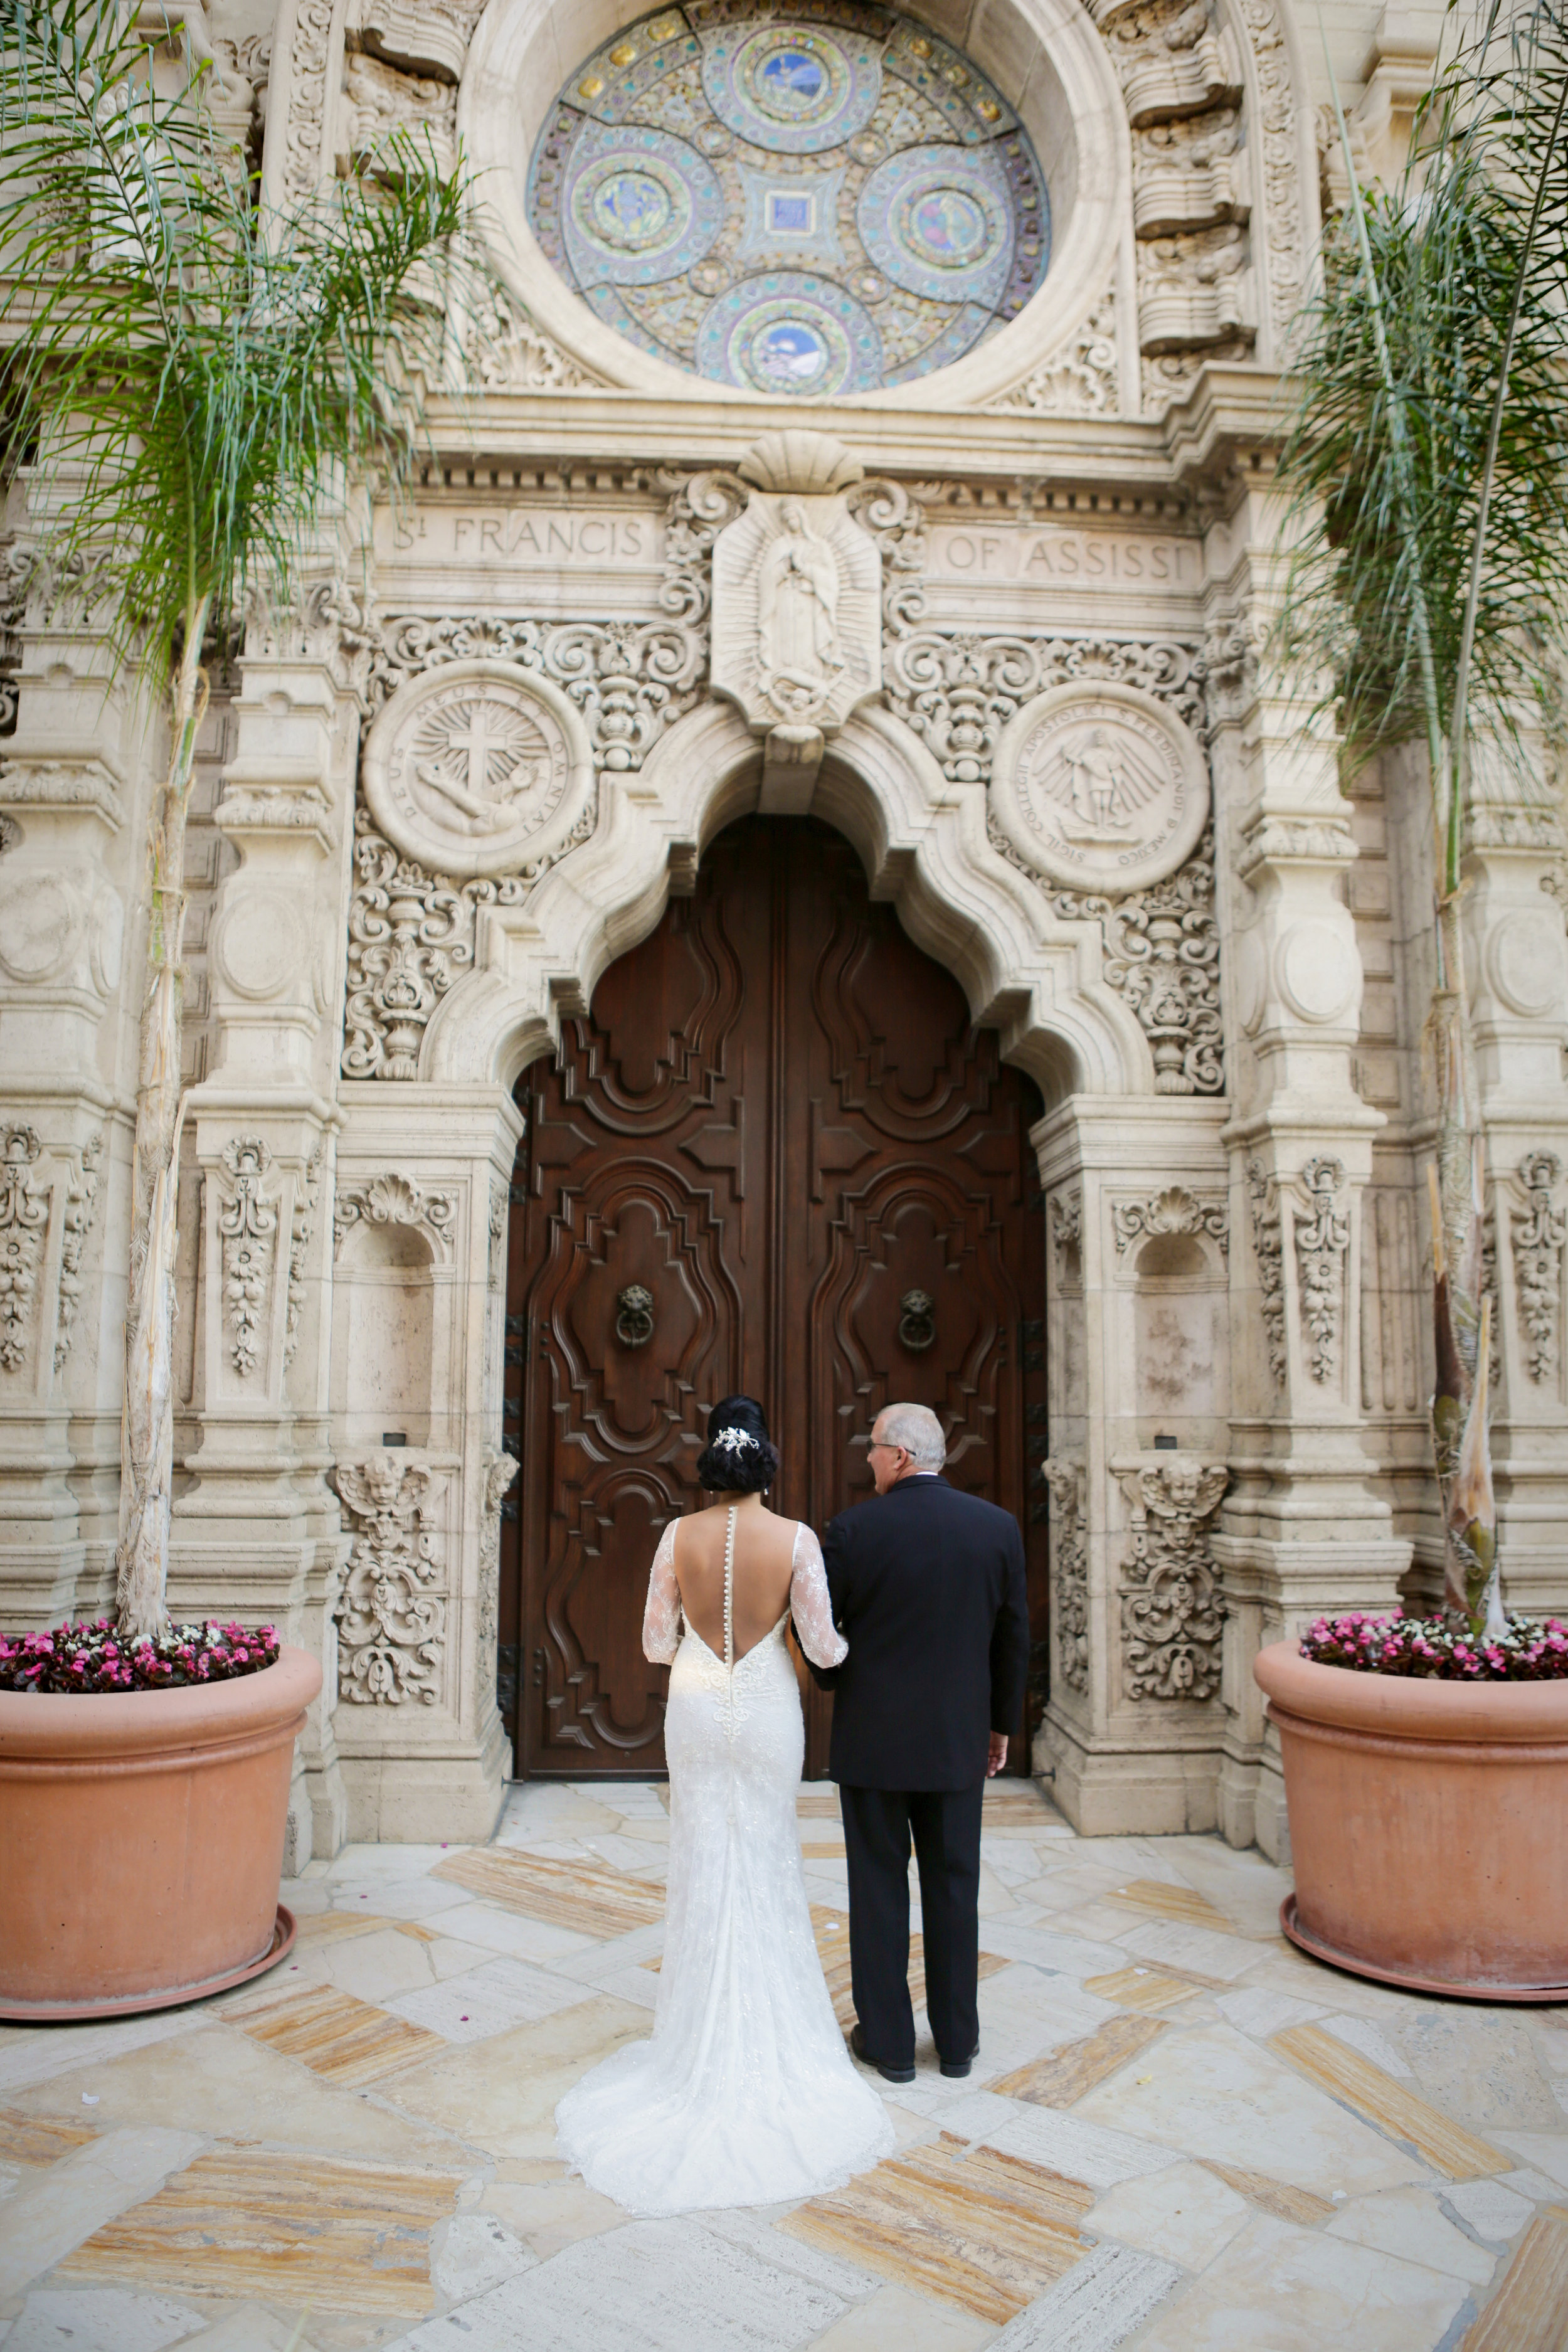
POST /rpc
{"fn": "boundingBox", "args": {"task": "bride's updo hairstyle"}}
[696,1394,779,1496]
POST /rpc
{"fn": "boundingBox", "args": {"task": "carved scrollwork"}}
[332,1456,448,1707]
[285,1143,324,1371]
[1112,1184,1228,1257]
[54,1131,103,1373]
[1512,1152,1566,1385]
[1295,1156,1350,1384]
[1042,1456,1089,1695]
[0,1125,47,1374]
[218,1137,278,1379]
[615,1284,656,1348]
[990,294,1118,418]
[1116,1458,1227,1702]
[887,628,1205,787]
[1246,1160,1286,1391]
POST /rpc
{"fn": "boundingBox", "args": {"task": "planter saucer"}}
[1281,1896,1568,2006]
[0,1904,297,2025]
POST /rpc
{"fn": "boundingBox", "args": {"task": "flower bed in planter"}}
[1255,1632,1568,2000]
[0,1639,320,2022]
[1,1618,280,1693]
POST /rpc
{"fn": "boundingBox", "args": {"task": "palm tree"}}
[1274,0,1568,1634]
[0,0,480,1640]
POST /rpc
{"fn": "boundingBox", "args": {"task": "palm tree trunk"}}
[1428,886,1500,1633]
[114,602,211,1644]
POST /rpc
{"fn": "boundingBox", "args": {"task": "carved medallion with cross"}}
[361,657,595,880]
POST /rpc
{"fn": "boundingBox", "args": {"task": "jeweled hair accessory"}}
[713,1426,759,1456]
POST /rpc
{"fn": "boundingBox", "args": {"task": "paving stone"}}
[0,2127,204,2302]
[987,2241,1180,2349]
[430,2212,537,2303]
[1,2287,202,2351]
[384,2214,847,2349]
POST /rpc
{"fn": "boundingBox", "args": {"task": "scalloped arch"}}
[419,695,1155,1102]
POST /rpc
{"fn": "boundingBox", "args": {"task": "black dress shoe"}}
[940,2038,980,2080]
[850,2022,915,2084]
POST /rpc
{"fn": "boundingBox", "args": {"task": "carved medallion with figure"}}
[991,679,1210,894]
[361,657,594,881]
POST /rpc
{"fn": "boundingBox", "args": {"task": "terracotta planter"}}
[0,1643,320,2021]
[1255,1638,1568,2000]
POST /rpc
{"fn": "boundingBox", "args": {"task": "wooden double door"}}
[499,816,1047,1778]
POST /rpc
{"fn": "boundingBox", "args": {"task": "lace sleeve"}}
[790,1524,847,1669]
[643,1519,683,1664]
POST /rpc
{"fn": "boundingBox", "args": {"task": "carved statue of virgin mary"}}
[756,499,845,689]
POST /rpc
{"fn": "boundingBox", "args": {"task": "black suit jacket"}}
[809,1475,1029,1791]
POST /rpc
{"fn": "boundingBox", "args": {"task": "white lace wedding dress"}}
[554,1509,894,2215]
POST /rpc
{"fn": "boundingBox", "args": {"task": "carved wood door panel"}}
[501,817,1047,1778]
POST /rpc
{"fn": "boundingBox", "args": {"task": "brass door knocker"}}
[615,1283,655,1347]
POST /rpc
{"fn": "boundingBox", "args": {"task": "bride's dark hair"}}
[696,1394,779,1496]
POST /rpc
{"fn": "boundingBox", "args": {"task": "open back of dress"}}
[552,1513,893,2214]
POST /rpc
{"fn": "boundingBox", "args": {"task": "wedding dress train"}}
[553,1511,894,2216]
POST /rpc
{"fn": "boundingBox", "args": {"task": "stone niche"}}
[1111,1186,1230,1456]
[331,1176,460,1451]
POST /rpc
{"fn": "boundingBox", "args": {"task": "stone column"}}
[1203,492,1408,1859]
[328,1083,522,1841]
[1037,1096,1233,1833]
[0,593,151,1628]
[169,609,358,1865]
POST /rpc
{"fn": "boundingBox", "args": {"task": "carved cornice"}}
[1112,1184,1228,1256]
[334,1171,456,1257]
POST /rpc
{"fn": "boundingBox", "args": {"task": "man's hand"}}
[986,1732,1008,1778]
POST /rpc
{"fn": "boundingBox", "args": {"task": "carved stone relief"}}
[334,1172,456,1259]
[348,0,485,83]
[53,1131,103,1374]
[1050,1189,1084,1288]
[1512,1152,1566,1386]
[282,0,334,201]
[886,630,1205,788]
[1042,1456,1089,1695]
[1116,1459,1227,1702]
[462,284,603,395]
[361,660,595,883]
[332,1456,448,1706]
[1112,1185,1228,1256]
[218,1137,278,1380]
[988,295,1119,418]
[1246,1159,1287,1390]
[285,1143,324,1370]
[477,1448,521,1669]
[340,51,455,177]
[1295,1156,1350,1384]
[991,679,1210,896]
[0,1125,47,1374]
[712,435,882,758]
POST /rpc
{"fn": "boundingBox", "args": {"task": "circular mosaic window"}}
[527,4,1051,396]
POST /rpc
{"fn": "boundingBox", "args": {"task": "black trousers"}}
[839,1782,984,2070]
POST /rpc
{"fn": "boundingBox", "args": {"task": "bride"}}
[554,1396,894,2215]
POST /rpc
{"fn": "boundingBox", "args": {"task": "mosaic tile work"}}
[526,1,1050,395]
[3,1777,1568,2349]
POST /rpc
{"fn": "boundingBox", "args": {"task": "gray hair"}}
[877,1402,946,1470]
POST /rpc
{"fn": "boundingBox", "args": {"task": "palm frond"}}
[0,0,480,673]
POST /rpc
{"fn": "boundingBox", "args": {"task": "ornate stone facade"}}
[7,0,1560,1868]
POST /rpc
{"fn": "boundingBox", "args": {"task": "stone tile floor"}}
[3,1779,1568,2350]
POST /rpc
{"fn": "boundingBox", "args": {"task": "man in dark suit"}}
[810,1402,1029,2085]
